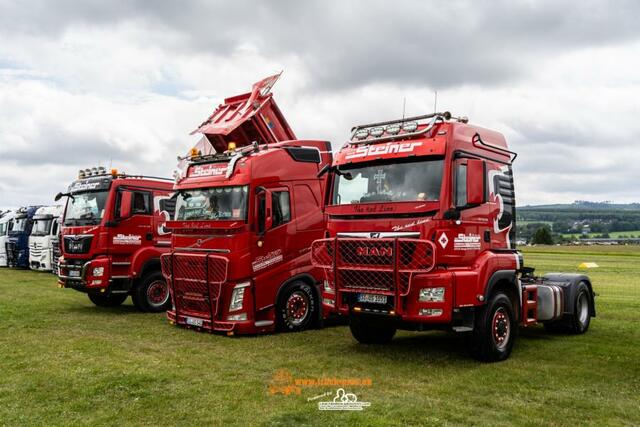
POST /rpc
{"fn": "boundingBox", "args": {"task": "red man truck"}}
[161,75,335,334]
[56,167,175,311]
[311,112,595,361]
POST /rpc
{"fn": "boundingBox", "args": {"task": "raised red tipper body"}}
[162,76,336,335]
[311,112,596,361]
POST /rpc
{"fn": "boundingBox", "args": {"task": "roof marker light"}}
[354,129,369,140]
[402,121,418,132]
[369,127,384,137]
[386,123,401,135]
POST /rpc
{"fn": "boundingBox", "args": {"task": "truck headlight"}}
[92,267,104,277]
[419,287,445,302]
[229,281,250,312]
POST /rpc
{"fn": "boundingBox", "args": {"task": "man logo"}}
[356,246,392,257]
[369,232,381,238]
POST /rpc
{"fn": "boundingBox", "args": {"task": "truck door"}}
[252,186,294,311]
[437,158,489,266]
[110,187,155,264]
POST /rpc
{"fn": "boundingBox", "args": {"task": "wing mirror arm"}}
[55,192,74,202]
[443,208,461,221]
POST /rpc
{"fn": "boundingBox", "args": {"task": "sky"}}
[1,0,639,210]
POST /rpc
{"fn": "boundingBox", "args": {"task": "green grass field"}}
[561,230,640,239]
[1,246,639,426]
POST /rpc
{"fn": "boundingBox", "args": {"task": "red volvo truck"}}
[161,75,335,334]
[311,112,595,361]
[56,167,175,311]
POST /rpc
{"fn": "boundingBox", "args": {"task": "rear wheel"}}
[349,314,396,344]
[467,291,517,362]
[88,292,128,307]
[544,282,592,334]
[277,281,316,332]
[132,271,171,312]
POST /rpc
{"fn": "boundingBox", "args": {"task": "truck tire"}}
[131,271,171,312]
[88,292,128,307]
[467,291,517,362]
[349,314,396,344]
[544,281,592,334]
[277,281,316,332]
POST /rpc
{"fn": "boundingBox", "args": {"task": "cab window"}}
[272,191,291,227]
[455,162,467,207]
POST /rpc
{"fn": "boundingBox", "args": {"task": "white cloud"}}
[0,0,639,210]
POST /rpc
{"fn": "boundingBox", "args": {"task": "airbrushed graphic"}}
[488,165,516,248]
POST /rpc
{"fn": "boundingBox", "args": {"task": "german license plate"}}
[69,270,80,278]
[357,293,387,304]
[185,316,203,327]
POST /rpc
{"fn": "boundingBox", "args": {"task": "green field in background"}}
[1,245,639,426]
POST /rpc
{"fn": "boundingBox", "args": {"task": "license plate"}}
[69,270,80,278]
[185,316,203,327]
[357,293,387,304]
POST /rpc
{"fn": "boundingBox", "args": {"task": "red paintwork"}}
[57,176,174,295]
[163,139,334,334]
[312,116,526,328]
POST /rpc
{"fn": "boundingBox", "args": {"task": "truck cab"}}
[29,205,63,271]
[162,75,335,334]
[6,206,42,268]
[0,211,16,267]
[56,167,175,311]
[312,112,595,361]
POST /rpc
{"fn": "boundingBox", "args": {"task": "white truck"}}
[0,210,15,267]
[28,205,63,272]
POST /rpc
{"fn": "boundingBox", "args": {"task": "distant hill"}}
[516,201,640,242]
[519,201,640,211]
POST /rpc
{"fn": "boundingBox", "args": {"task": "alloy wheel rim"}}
[286,291,309,326]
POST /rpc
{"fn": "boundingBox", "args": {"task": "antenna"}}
[434,90,438,113]
[402,97,406,122]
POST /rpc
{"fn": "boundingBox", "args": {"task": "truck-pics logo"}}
[252,249,283,272]
[345,141,422,160]
[453,233,481,250]
[112,234,142,245]
[318,388,371,411]
[188,163,227,178]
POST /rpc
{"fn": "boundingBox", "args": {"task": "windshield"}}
[31,219,52,236]
[12,217,28,232]
[333,159,444,205]
[175,186,249,221]
[64,191,109,225]
[0,222,6,236]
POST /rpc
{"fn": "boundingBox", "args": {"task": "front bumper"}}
[166,309,275,335]
[311,237,452,324]
[58,257,111,293]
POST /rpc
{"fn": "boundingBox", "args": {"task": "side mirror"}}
[118,191,133,220]
[54,192,63,202]
[466,159,485,205]
[264,190,273,230]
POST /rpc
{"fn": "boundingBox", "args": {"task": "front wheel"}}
[131,272,171,312]
[349,314,396,344]
[277,281,317,332]
[467,291,517,362]
[88,292,128,307]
